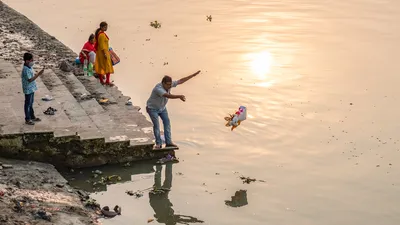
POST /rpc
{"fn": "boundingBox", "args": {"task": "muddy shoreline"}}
[0,158,101,224]
[0,1,78,70]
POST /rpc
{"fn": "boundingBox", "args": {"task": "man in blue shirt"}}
[22,53,44,125]
[146,70,201,149]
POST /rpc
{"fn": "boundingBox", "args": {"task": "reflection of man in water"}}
[149,163,204,225]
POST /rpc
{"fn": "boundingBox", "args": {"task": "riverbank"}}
[0,0,172,169]
[0,157,100,224]
[0,1,159,223]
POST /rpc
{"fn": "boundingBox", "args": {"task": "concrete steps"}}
[39,69,103,140]
[0,59,168,168]
[56,69,153,146]
[0,61,75,136]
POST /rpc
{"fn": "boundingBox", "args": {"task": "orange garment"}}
[94,32,114,75]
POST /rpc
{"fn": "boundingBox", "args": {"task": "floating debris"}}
[240,176,256,184]
[163,62,169,66]
[206,15,212,22]
[126,190,144,198]
[150,21,161,29]
[146,39,151,41]
[225,190,248,207]
[92,175,122,186]
[101,205,122,218]
[92,170,102,175]
[150,187,170,195]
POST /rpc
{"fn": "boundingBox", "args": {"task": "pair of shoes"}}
[25,120,35,125]
[43,107,57,115]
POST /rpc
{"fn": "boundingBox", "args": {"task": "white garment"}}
[88,51,96,64]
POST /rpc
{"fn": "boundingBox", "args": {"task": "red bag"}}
[109,47,120,66]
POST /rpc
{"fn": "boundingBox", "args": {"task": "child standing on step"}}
[21,53,44,125]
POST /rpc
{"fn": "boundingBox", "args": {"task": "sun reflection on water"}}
[249,51,273,79]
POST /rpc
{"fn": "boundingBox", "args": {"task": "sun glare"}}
[250,51,273,78]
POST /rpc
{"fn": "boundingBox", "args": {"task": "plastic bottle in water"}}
[83,59,88,76]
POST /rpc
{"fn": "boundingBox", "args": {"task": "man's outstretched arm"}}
[177,70,201,85]
[163,93,186,102]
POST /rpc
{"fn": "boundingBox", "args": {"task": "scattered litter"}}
[125,98,132,105]
[163,62,169,66]
[150,21,161,29]
[83,198,100,209]
[225,190,248,208]
[98,98,109,104]
[148,218,154,223]
[92,175,122,186]
[174,35,178,37]
[12,199,23,212]
[215,173,220,175]
[41,95,53,101]
[206,15,212,22]
[146,39,151,41]
[225,106,247,131]
[35,209,52,221]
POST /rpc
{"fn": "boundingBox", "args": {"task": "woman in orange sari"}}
[94,22,114,86]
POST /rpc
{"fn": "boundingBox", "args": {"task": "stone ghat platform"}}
[0,59,169,168]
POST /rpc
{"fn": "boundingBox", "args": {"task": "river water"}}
[4,0,400,224]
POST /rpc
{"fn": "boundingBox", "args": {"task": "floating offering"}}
[224,106,247,131]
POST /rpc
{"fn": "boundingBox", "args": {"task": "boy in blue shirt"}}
[22,53,44,125]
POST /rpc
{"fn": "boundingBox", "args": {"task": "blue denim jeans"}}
[24,92,35,121]
[146,107,172,146]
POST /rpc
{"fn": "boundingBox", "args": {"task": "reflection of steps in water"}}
[61,162,156,192]
[225,190,248,207]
